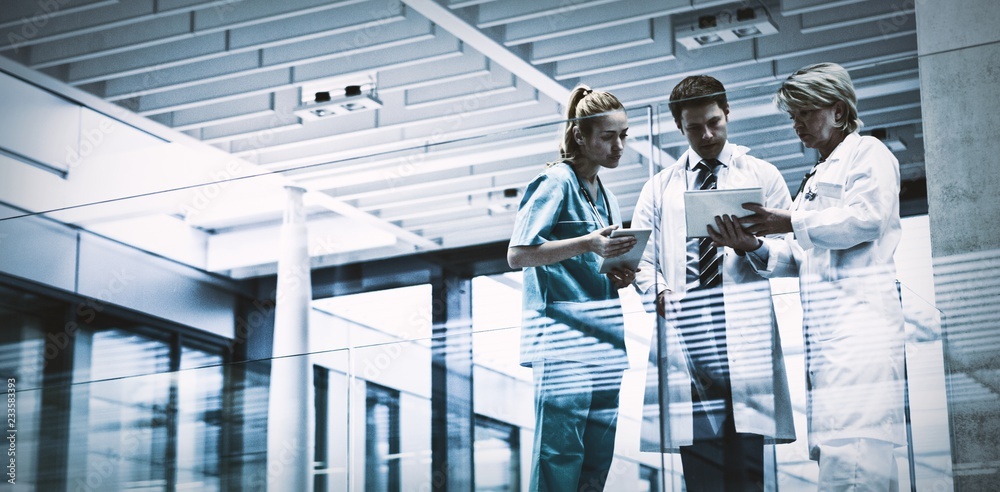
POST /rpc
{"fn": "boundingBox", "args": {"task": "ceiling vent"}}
[869,127,908,152]
[487,188,520,215]
[675,6,778,50]
[294,84,382,122]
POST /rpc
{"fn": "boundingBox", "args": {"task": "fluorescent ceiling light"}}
[869,128,908,152]
[486,188,520,215]
[294,86,382,122]
[676,7,778,50]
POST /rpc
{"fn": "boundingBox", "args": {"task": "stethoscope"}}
[797,158,826,204]
[578,174,612,228]
[801,168,821,202]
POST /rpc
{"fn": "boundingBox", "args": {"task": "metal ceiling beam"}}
[401,0,571,103]
[400,0,678,171]
[758,4,916,60]
[304,191,441,251]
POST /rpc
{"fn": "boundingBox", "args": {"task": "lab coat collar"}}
[682,142,747,171]
[822,132,861,164]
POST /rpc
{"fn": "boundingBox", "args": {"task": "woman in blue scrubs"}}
[508,86,636,492]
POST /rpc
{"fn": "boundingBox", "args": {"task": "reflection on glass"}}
[474,416,520,492]
[471,273,529,379]
[314,284,433,345]
[0,305,45,490]
[638,464,659,492]
[365,383,400,492]
[311,357,353,491]
[314,365,330,492]
[70,329,172,491]
[64,328,225,491]
[177,347,223,490]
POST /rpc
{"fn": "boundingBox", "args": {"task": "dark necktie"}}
[693,160,722,289]
[681,159,729,393]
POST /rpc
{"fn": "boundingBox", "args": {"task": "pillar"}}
[915,0,1000,488]
[430,272,474,491]
[266,186,314,491]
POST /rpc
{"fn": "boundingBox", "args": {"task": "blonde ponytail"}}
[559,85,624,160]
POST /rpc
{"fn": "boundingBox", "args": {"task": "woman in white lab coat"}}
[710,62,906,490]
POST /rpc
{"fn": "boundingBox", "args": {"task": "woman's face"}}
[788,102,844,157]
[576,111,628,169]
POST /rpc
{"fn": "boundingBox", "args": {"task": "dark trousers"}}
[677,291,765,492]
[680,380,765,492]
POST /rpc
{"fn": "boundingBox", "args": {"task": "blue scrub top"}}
[509,162,627,366]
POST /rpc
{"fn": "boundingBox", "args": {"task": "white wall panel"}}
[0,202,78,292]
[76,231,237,337]
[0,71,80,174]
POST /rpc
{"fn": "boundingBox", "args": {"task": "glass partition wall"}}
[1,92,958,491]
[645,81,951,490]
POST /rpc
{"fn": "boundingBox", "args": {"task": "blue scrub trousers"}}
[529,359,623,492]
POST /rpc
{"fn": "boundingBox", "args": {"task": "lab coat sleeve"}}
[761,160,793,212]
[791,138,900,251]
[631,177,668,305]
[509,171,567,247]
[746,236,799,278]
[739,158,798,278]
[744,159,800,277]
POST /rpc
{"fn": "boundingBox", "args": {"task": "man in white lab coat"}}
[632,75,795,491]
[710,63,906,490]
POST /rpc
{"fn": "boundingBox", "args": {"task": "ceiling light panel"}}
[675,6,778,50]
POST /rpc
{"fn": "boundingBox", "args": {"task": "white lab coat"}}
[632,143,796,451]
[747,132,906,458]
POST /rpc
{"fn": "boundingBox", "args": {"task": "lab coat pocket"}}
[803,181,843,210]
[814,181,843,200]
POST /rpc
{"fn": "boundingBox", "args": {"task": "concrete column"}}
[266,186,314,491]
[916,0,1000,488]
[430,272,474,491]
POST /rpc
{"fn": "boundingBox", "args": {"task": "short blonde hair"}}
[560,85,624,160]
[775,62,862,134]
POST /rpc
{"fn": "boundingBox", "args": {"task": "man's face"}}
[679,102,729,161]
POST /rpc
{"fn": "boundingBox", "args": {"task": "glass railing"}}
[5,279,952,490]
[0,89,962,491]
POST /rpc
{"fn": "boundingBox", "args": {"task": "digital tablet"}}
[597,228,652,274]
[684,187,763,238]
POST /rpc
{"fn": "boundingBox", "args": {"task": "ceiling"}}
[0,0,922,279]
